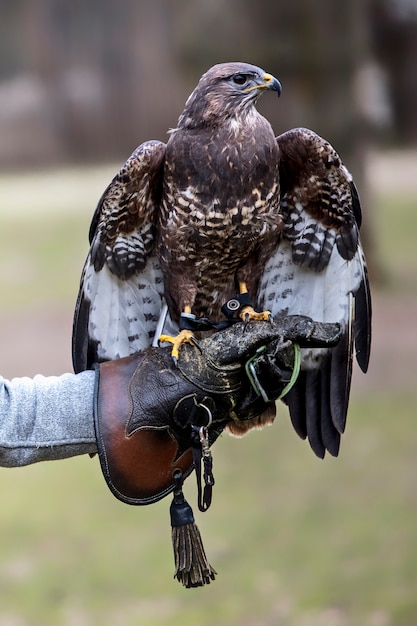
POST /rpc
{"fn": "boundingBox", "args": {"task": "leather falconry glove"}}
[94,316,340,588]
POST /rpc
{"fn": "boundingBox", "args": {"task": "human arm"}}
[0,371,96,467]
[0,317,340,471]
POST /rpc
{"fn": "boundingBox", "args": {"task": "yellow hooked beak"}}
[244,72,282,96]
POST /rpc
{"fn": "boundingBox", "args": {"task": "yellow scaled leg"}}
[238,282,272,323]
[159,305,198,364]
[159,329,196,364]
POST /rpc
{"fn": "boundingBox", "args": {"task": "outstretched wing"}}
[72,140,168,373]
[257,128,371,458]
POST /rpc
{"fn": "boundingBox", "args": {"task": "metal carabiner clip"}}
[197,402,213,458]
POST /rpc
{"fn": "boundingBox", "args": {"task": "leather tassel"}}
[170,471,216,588]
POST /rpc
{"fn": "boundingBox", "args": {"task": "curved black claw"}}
[190,336,203,354]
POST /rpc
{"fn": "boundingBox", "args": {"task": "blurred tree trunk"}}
[20,0,69,161]
[17,0,180,163]
[370,0,417,144]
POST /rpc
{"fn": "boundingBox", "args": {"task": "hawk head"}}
[177,62,282,130]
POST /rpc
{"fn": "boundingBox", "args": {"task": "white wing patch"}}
[83,254,166,361]
[257,239,366,369]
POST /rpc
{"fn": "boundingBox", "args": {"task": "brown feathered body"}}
[158,69,282,322]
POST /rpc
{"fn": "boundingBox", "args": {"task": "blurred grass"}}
[0,166,115,313]
[374,193,417,292]
[1,214,88,311]
[0,162,416,625]
[0,393,415,626]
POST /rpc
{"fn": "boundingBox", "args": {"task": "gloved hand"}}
[93,316,340,506]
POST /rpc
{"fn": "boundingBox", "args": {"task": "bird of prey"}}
[72,61,371,458]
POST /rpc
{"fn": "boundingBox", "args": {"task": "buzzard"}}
[72,62,371,458]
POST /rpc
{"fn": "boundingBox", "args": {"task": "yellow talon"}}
[159,329,196,362]
[236,282,271,323]
[239,305,272,323]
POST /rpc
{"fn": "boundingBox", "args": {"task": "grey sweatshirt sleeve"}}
[0,370,97,467]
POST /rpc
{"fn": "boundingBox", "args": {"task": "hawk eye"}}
[232,73,248,86]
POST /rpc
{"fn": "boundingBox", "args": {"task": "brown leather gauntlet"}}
[94,346,234,506]
[93,317,341,507]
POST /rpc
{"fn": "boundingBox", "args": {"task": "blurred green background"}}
[0,2,416,625]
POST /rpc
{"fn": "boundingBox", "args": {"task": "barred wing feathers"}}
[72,140,167,373]
[257,128,371,458]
